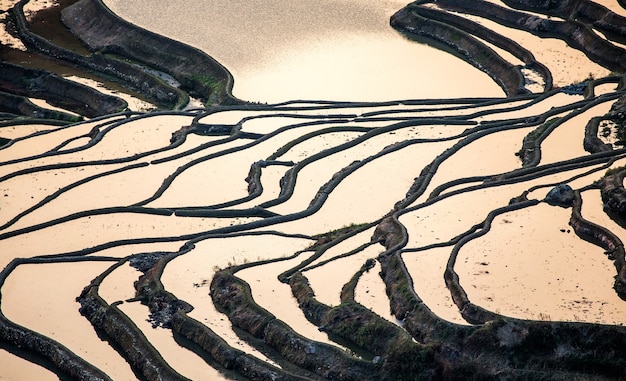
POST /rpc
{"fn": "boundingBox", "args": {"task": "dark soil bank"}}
[60,0,239,105]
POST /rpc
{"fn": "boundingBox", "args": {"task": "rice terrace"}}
[2,0,626,379]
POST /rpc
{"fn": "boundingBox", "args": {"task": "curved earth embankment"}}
[61,0,240,106]
[0,61,126,118]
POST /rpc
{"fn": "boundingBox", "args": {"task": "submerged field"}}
[2,0,626,380]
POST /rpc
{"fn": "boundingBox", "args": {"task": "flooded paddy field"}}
[2,0,626,380]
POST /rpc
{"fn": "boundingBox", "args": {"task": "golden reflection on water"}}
[232,34,504,102]
[2,261,138,380]
[458,202,626,324]
[103,0,504,102]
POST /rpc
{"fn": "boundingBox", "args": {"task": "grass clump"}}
[311,222,369,247]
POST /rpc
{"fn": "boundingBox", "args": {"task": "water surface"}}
[103,0,504,102]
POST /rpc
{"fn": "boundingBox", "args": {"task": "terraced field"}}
[3,0,626,379]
